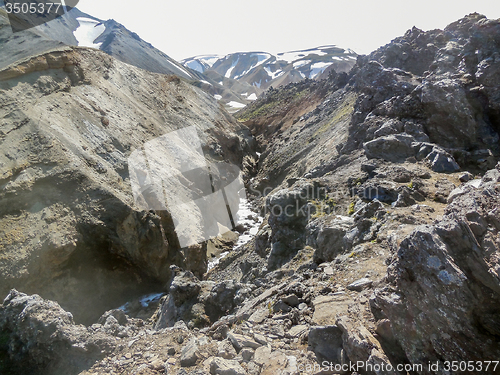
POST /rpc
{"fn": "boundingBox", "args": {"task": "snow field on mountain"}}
[185,60,205,73]
[225,58,239,78]
[293,60,311,68]
[165,60,194,79]
[309,62,332,78]
[227,101,246,108]
[264,66,285,80]
[73,17,105,49]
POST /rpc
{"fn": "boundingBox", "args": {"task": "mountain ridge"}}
[182,45,357,109]
[0,6,201,80]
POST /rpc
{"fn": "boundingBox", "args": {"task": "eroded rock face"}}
[344,13,500,169]
[0,47,254,323]
[306,215,354,263]
[154,270,254,329]
[372,163,500,368]
[0,290,115,375]
[265,180,325,269]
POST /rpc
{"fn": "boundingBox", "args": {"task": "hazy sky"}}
[6,1,500,61]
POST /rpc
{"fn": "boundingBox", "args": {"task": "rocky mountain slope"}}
[0,5,198,80]
[1,11,500,375]
[182,46,357,110]
[0,45,255,327]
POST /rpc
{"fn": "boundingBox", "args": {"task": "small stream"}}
[207,195,263,270]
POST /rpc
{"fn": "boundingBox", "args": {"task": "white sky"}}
[6,1,500,61]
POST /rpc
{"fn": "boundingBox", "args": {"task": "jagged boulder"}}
[363,134,417,162]
[344,14,500,168]
[306,215,354,263]
[155,271,253,329]
[0,290,116,375]
[372,163,500,368]
[265,180,318,269]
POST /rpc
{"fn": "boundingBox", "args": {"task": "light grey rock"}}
[306,215,354,263]
[0,46,253,324]
[356,179,399,202]
[180,338,199,367]
[363,134,416,162]
[420,76,499,151]
[298,303,308,311]
[253,333,268,346]
[426,148,460,172]
[154,271,202,330]
[235,282,287,321]
[447,178,481,204]
[346,278,373,291]
[248,308,269,324]
[227,331,262,352]
[392,187,416,208]
[240,347,255,361]
[459,172,474,182]
[265,181,318,269]
[209,357,246,375]
[217,339,237,360]
[288,325,308,338]
[312,294,351,326]
[373,164,500,366]
[373,119,404,138]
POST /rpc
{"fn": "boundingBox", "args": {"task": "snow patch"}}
[185,60,205,73]
[309,62,332,79]
[234,197,263,248]
[118,292,164,311]
[184,55,222,69]
[264,66,285,80]
[253,53,272,64]
[73,17,105,49]
[227,101,246,109]
[225,58,239,78]
[214,94,222,100]
[308,49,327,56]
[277,51,307,63]
[202,55,221,67]
[200,80,212,86]
[139,293,164,307]
[166,60,193,79]
[234,53,271,79]
[293,60,311,68]
[247,93,258,100]
[208,195,264,270]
